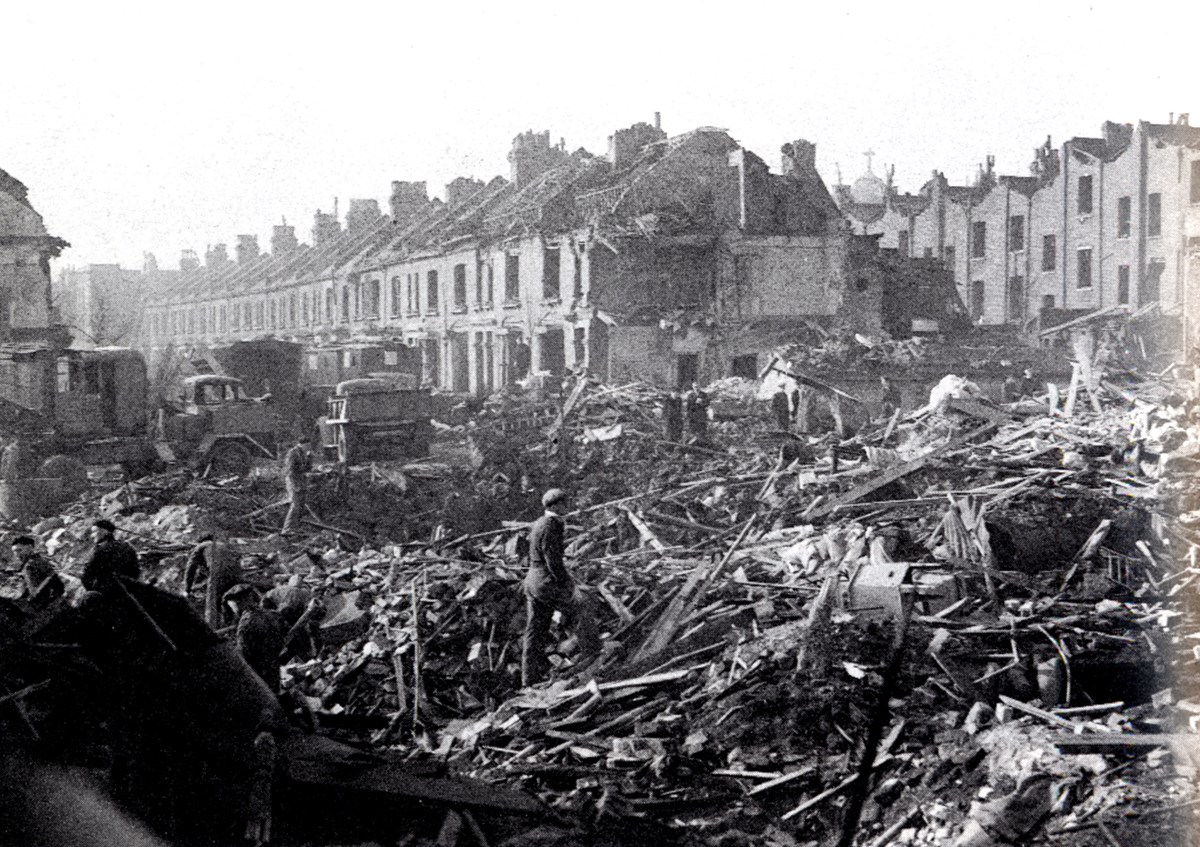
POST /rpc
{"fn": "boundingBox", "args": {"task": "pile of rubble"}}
[4,360,1199,846]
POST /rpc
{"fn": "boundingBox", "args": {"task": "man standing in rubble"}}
[771,385,791,431]
[183,533,242,628]
[281,435,313,535]
[81,519,140,592]
[522,488,600,687]
[683,382,710,440]
[662,391,684,443]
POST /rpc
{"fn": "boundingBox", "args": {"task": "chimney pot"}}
[654,111,661,130]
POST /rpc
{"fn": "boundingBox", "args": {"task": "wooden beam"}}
[808,421,1000,520]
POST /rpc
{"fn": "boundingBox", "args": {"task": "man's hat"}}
[542,488,568,508]
[93,519,116,533]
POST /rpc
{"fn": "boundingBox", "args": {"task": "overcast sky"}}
[3,2,1196,272]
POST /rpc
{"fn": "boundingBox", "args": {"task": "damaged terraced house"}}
[133,117,962,393]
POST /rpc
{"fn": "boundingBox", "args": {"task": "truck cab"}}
[160,375,284,475]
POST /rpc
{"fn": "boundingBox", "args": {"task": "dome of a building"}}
[850,171,886,206]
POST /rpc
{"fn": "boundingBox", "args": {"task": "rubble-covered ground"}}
[4,360,1200,847]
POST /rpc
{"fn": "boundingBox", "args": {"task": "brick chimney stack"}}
[205,243,231,270]
[445,176,485,207]
[180,249,200,273]
[271,219,298,256]
[346,198,383,232]
[235,234,261,264]
[508,130,567,188]
[781,139,817,176]
[389,181,429,223]
[607,119,666,171]
[312,209,341,247]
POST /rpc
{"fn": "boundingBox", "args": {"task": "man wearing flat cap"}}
[522,488,599,686]
[81,518,140,592]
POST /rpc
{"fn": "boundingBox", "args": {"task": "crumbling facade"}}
[137,119,907,392]
[837,116,1200,337]
[0,168,68,344]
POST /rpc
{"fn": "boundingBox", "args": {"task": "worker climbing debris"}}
[521,487,600,686]
[182,532,241,628]
[281,434,313,535]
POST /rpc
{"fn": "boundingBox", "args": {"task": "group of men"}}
[7,518,139,612]
[5,512,322,695]
[661,383,711,443]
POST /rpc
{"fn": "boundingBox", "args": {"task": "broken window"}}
[1078,174,1093,214]
[1041,294,1055,311]
[427,270,439,312]
[1118,264,1130,304]
[1076,248,1093,289]
[341,286,351,322]
[573,248,583,299]
[970,281,985,320]
[453,264,467,310]
[475,261,484,306]
[505,255,520,303]
[1148,192,1162,236]
[487,265,495,305]
[1117,196,1131,238]
[971,221,986,258]
[365,280,379,318]
[1042,235,1056,271]
[731,355,758,379]
[543,248,561,301]
[56,358,74,393]
[1008,215,1024,252]
[898,230,909,256]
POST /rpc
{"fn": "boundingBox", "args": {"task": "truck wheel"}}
[336,427,354,464]
[208,442,253,477]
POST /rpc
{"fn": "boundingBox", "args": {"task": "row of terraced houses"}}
[836,115,1200,334]
[127,117,954,393]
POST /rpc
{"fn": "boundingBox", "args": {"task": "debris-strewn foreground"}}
[3,368,1199,847]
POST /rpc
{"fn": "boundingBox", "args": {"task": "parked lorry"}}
[156,374,284,476]
[0,344,288,487]
[318,375,435,463]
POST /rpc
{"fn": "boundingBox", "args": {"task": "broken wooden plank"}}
[622,507,667,553]
[746,764,816,796]
[594,582,634,624]
[998,694,1088,731]
[947,397,1013,425]
[808,421,1000,520]
[1052,734,1200,754]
